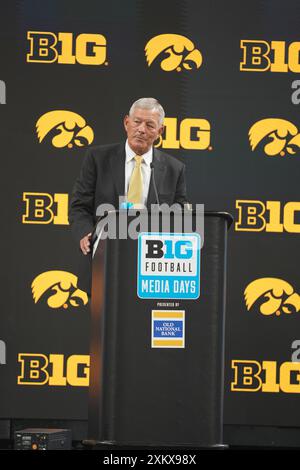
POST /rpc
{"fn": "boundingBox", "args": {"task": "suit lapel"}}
[147,148,166,207]
[109,143,126,199]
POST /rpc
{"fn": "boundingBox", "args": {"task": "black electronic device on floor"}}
[14,428,71,450]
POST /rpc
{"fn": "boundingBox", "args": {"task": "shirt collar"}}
[125,139,153,166]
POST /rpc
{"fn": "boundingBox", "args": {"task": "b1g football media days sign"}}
[137,233,201,299]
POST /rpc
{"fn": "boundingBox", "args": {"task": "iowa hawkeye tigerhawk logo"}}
[249,118,300,157]
[32,271,88,309]
[36,110,94,148]
[244,277,300,316]
[145,34,202,72]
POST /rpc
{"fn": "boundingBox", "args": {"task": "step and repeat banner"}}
[0,0,300,429]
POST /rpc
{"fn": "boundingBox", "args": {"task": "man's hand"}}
[80,233,92,255]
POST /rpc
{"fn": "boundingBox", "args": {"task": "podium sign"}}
[137,232,201,299]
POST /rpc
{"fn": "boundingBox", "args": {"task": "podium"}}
[88,210,232,448]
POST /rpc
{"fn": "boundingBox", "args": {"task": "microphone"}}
[150,162,160,207]
[90,215,103,245]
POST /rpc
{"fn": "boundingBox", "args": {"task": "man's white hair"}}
[129,97,165,126]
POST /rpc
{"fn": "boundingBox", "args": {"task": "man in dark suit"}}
[69,97,188,293]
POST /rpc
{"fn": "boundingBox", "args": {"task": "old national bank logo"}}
[36,110,94,148]
[31,271,88,309]
[145,34,202,72]
[249,118,300,157]
[244,278,300,316]
[152,310,185,348]
[27,31,107,66]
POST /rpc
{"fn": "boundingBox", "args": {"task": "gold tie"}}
[127,155,143,205]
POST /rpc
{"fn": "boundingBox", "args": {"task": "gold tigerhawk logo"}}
[36,110,94,148]
[145,34,202,72]
[249,118,300,156]
[244,278,300,316]
[32,270,88,309]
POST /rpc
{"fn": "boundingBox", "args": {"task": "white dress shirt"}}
[125,139,153,206]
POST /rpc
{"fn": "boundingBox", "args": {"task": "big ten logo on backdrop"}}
[36,111,94,148]
[249,118,300,157]
[31,271,88,309]
[0,340,6,365]
[26,31,107,66]
[145,34,202,72]
[18,353,89,386]
[138,233,200,299]
[235,200,300,233]
[0,80,6,104]
[22,192,69,225]
[155,117,212,151]
[232,340,300,394]
[231,358,300,394]
[244,278,300,317]
[240,40,300,73]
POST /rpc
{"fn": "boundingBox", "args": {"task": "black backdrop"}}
[1,0,300,438]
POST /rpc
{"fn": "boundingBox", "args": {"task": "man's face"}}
[124,107,164,155]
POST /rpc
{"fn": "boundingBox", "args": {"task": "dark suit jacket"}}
[69,142,188,293]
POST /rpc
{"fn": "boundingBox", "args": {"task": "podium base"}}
[82,439,228,450]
